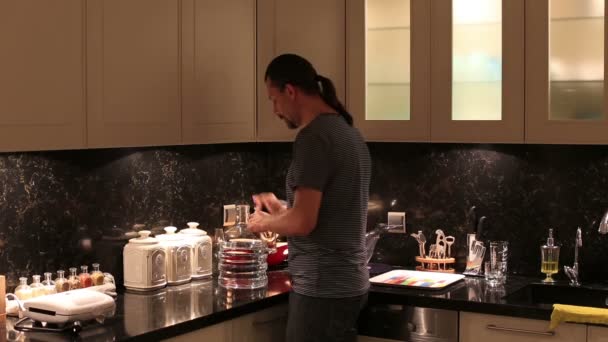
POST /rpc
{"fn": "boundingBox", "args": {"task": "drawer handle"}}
[486,324,555,336]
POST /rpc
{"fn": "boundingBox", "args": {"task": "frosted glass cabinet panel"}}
[347,0,430,141]
[366,0,411,121]
[431,0,524,143]
[549,0,604,121]
[527,0,608,144]
[452,0,502,121]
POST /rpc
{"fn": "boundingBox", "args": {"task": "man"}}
[247,54,371,342]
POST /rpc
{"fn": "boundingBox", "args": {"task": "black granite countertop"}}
[5,269,606,341]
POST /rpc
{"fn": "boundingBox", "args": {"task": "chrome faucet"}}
[599,210,608,234]
[564,227,582,287]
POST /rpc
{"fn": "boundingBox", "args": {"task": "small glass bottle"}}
[68,267,81,290]
[42,272,57,295]
[30,275,45,298]
[55,270,69,293]
[79,265,92,288]
[541,228,560,283]
[15,277,32,300]
[90,263,104,286]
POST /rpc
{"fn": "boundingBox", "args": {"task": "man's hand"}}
[247,210,271,233]
[252,193,287,215]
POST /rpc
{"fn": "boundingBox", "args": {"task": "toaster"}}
[23,289,115,324]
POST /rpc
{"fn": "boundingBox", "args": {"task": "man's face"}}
[266,80,298,129]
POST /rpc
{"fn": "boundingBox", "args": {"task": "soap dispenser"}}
[540,228,560,283]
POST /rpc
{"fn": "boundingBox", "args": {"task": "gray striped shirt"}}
[286,114,371,298]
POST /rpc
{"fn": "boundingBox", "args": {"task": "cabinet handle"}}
[252,315,288,326]
[486,324,555,336]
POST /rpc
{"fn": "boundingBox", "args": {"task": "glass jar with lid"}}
[68,267,81,290]
[179,222,212,280]
[79,265,92,288]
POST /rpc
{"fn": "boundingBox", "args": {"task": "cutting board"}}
[369,269,465,290]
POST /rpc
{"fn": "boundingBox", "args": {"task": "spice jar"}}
[79,265,92,288]
[55,270,69,293]
[30,275,45,298]
[42,272,56,295]
[91,263,105,286]
[14,277,32,300]
[68,267,81,290]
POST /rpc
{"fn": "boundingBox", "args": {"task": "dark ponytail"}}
[316,75,353,126]
[265,53,354,126]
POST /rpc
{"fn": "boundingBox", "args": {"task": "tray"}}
[369,269,465,290]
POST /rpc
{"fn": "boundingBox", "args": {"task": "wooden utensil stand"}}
[415,257,456,273]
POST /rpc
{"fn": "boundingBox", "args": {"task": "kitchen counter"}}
[4,270,291,342]
[4,269,604,341]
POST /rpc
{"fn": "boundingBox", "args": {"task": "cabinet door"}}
[0,1,86,152]
[459,311,586,342]
[588,325,608,342]
[162,319,232,342]
[526,0,608,144]
[232,304,288,342]
[347,0,431,141]
[431,0,524,143]
[257,0,346,142]
[182,0,255,144]
[87,0,181,148]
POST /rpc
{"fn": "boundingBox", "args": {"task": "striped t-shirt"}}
[286,113,371,298]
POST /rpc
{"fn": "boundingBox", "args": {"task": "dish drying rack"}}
[411,229,456,273]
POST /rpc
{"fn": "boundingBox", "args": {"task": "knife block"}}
[415,257,456,273]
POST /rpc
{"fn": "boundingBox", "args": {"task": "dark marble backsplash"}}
[1,142,608,289]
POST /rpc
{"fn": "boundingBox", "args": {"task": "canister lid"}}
[156,226,185,241]
[128,230,158,245]
[179,222,207,236]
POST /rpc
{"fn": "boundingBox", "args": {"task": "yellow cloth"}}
[550,304,608,330]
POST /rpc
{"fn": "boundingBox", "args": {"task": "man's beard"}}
[282,117,298,130]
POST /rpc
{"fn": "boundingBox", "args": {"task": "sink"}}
[504,283,608,309]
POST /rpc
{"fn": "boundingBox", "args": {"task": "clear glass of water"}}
[485,261,504,287]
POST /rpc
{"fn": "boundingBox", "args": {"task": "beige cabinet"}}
[430,0,525,143]
[347,0,431,142]
[232,303,288,342]
[0,1,86,152]
[86,0,181,148]
[526,0,608,144]
[588,325,608,342]
[357,336,401,342]
[460,312,586,342]
[162,319,232,342]
[181,0,256,144]
[257,0,346,142]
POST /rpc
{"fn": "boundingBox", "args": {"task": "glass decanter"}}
[15,277,32,300]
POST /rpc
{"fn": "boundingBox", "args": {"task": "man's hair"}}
[265,53,353,126]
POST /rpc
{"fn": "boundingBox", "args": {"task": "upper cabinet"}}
[526,0,608,144]
[347,0,431,142]
[430,0,525,143]
[86,0,181,148]
[181,0,256,144]
[0,1,86,152]
[257,0,346,142]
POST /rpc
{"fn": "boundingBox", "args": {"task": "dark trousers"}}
[286,291,368,342]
